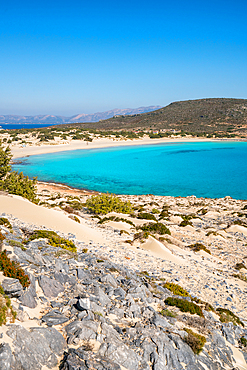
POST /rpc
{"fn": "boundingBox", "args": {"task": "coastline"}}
[10,136,243,159]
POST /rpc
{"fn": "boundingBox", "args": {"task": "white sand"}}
[0,194,106,244]
[11,137,215,159]
[226,225,247,236]
[140,236,185,264]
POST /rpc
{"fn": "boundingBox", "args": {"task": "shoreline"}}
[10,136,246,159]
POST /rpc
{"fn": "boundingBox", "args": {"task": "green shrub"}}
[7,240,23,249]
[0,217,12,229]
[180,220,193,227]
[187,243,211,255]
[1,171,38,203]
[0,231,5,246]
[0,285,16,326]
[184,328,206,354]
[164,282,190,297]
[240,336,247,347]
[159,210,169,220]
[232,273,247,282]
[160,309,177,318]
[74,216,80,223]
[233,220,247,227]
[86,194,133,215]
[137,212,157,221]
[27,230,76,252]
[98,216,135,227]
[235,262,246,270]
[138,222,171,235]
[216,308,244,327]
[0,250,30,288]
[151,208,160,214]
[165,297,204,317]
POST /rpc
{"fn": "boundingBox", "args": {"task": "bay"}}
[12,141,247,199]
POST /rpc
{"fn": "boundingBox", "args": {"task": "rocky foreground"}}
[0,190,247,369]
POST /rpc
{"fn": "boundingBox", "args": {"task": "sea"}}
[0,123,57,130]
[12,141,247,200]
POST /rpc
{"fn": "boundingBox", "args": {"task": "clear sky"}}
[1,0,247,116]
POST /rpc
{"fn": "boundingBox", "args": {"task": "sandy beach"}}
[9,136,227,159]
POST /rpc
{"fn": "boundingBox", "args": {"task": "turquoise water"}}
[12,141,247,199]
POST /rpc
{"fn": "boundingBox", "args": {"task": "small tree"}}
[0,143,11,180]
[0,142,38,203]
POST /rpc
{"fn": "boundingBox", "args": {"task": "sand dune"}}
[0,194,105,244]
[140,236,185,264]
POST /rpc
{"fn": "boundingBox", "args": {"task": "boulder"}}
[2,278,23,298]
[38,275,64,298]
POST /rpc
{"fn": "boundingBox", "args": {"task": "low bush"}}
[160,309,176,318]
[240,337,247,347]
[232,273,247,282]
[184,328,206,354]
[138,223,171,235]
[0,250,30,288]
[27,230,76,253]
[180,220,193,227]
[235,262,246,270]
[164,282,190,297]
[0,231,5,247]
[0,217,12,229]
[233,220,247,227]
[159,210,170,220]
[187,243,211,255]
[98,216,135,227]
[0,285,16,326]
[165,297,204,317]
[86,194,133,215]
[137,212,157,221]
[151,208,160,214]
[216,308,244,327]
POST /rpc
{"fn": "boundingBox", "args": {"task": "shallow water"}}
[12,141,247,199]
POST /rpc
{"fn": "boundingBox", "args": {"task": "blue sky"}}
[0,0,247,115]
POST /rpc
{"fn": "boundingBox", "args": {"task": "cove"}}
[12,141,247,199]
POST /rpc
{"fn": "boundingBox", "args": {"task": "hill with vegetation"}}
[67,98,247,137]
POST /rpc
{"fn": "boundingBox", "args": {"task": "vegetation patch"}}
[159,210,170,220]
[7,240,23,248]
[216,308,244,327]
[137,212,157,221]
[165,297,204,317]
[233,220,247,227]
[86,194,133,215]
[164,282,190,297]
[0,217,12,229]
[234,262,246,270]
[160,309,177,318]
[27,230,76,253]
[98,216,135,227]
[151,208,160,214]
[184,328,206,354]
[180,220,193,227]
[0,250,30,288]
[232,273,247,282]
[187,243,211,255]
[240,337,247,347]
[138,222,171,235]
[0,285,16,326]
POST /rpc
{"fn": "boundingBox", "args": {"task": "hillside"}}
[69,98,247,135]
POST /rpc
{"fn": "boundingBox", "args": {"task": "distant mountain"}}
[0,106,161,125]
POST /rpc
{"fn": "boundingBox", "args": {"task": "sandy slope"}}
[0,194,105,244]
